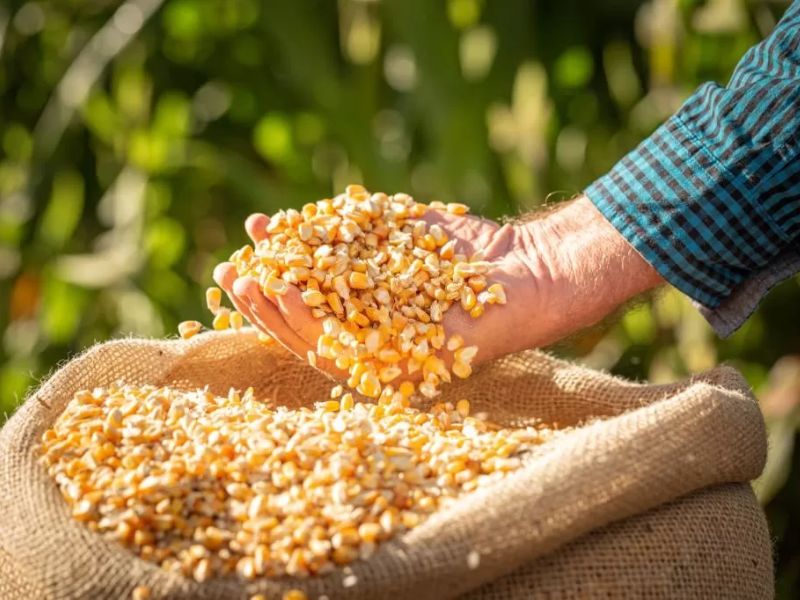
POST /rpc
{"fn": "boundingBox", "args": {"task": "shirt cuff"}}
[584,113,790,311]
[695,247,800,337]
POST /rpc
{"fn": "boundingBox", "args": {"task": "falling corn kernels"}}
[222,186,503,400]
[206,287,222,314]
[212,309,231,331]
[230,311,244,330]
[39,384,558,584]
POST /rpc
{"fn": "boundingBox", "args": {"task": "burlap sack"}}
[0,330,772,599]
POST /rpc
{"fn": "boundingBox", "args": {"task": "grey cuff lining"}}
[695,248,800,338]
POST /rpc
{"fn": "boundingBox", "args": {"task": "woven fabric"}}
[0,330,771,599]
[466,483,772,599]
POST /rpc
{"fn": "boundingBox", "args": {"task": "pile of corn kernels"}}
[39,383,556,584]
[179,185,506,400]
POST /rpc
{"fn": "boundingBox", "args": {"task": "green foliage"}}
[0,0,797,592]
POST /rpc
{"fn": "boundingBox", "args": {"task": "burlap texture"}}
[0,330,771,599]
[467,483,772,599]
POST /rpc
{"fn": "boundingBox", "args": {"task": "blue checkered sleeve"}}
[585,0,800,325]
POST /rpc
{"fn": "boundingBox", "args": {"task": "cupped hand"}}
[213,208,552,382]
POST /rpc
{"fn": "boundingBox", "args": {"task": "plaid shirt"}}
[586,0,800,336]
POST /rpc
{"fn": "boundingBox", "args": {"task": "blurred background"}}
[0,0,797,594]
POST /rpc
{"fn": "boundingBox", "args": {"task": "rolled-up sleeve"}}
[585,0,800,336]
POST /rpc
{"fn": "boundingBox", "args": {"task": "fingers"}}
[273,285,325,348]
[245,213,270,244]
[230,276,312,359]
[212,263,263,330]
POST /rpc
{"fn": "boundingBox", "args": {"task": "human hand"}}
[213,195,663,381]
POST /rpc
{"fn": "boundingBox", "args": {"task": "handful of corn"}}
[39,383,556,584]
[180,185,506,400]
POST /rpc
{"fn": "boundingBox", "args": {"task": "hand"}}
[213,208,539,380]
[213,196,663,380]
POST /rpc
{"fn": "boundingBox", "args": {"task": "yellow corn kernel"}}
[348,271,370,290]
[212,309,230,331]
[378,366,402,383]
[398,381,415,398]
[446,334,464,352]
[229,311,244,330]
[358,371,381,398]
[446,202,469,215]
[132,586,151,600]
[297,222,314,241]
[340,393,354,410]
[456,399,471,417]
[205,287,222,314]
[423,355,448,378]
[364,329,382,353]
[455,345,478,364]
[460,287,476,311]
[263,276,288,296]
[178,321,202,340]
[488,283,507,304]
[326,292,344,315]
[469,304,484,319]
[321,400,339,412]
[301,289,326,307]
[452,361,472,379]
[347,310,370,327]
[468,276,487,292]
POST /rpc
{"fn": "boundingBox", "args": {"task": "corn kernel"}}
[348,271,370,290]
[455,346,478,364]
[488,283,507,304]
[446,202,469,215]
[230,311,244,330]
[205,287,222,314]
[456,399,471,418]
[398,381,415,397]
[452,361,472,379]
[212,309,230,331]
[132,586,151,600]
[178,321,202,339]
[301,289,326,307]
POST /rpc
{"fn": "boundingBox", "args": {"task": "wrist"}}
[512,196,663,342]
